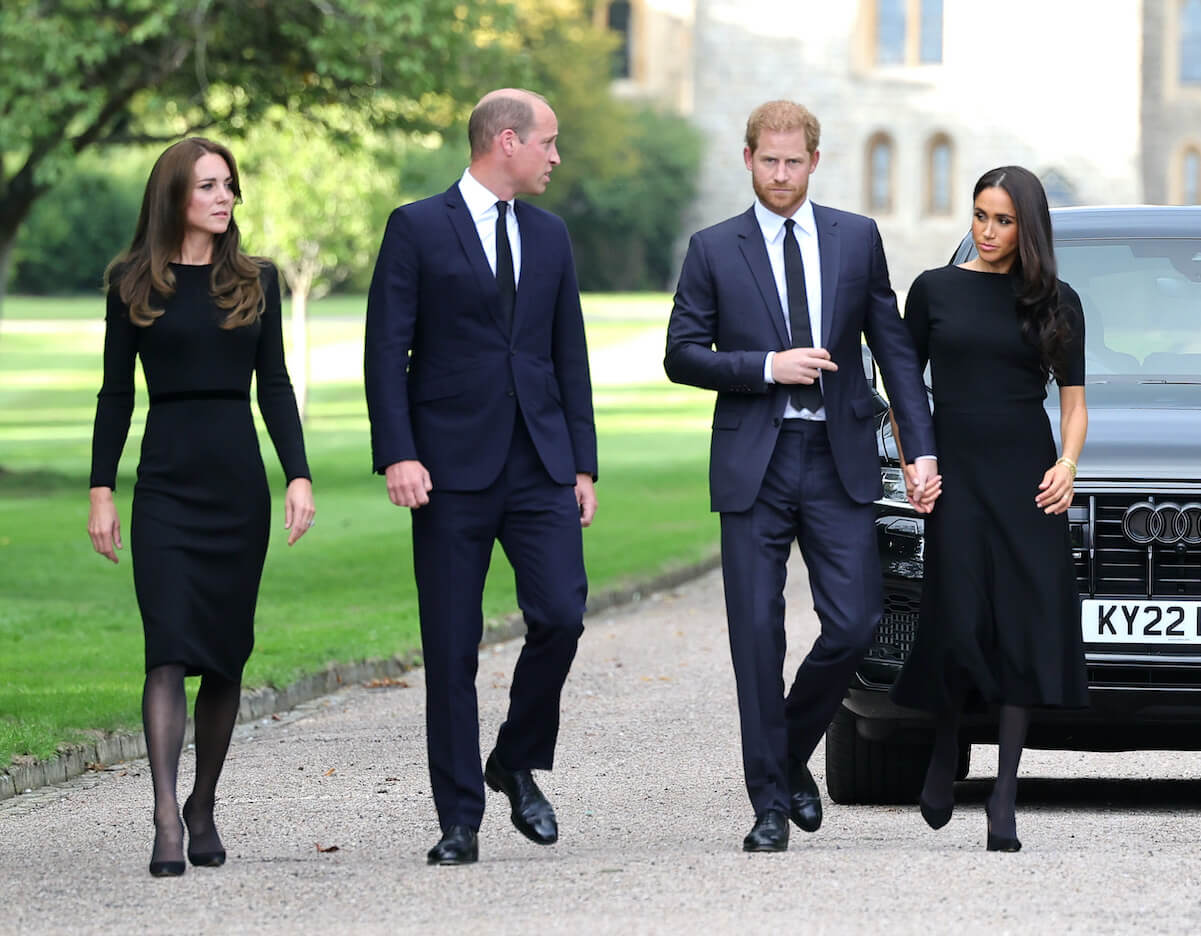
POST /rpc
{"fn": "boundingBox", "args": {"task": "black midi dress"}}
[890,265,1089,712]
[90,262,309,681]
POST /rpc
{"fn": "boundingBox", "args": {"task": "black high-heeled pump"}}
[149,820,186,877]
[985,804,1021,852]
[919,796,953,830]
[183,796,227,868]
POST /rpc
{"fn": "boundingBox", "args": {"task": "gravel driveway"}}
[4,556,1201,934]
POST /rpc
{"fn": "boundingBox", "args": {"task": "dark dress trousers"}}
[665,203,935,817]
[365,182,597,832]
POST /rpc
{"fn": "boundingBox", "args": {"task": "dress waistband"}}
[149,389,249,405]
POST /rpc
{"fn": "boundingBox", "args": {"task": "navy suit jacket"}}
[665,203,935,513]
[365,183,597,490]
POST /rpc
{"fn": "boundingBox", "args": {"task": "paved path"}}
[4,559,1201,934]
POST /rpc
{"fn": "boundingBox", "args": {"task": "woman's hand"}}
[88,487,123,563]
[284,477,316,546]
[904,463,942,514]
[1036,463,1074,515]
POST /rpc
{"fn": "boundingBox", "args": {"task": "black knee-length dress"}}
[90,262,309,681]
[890,265,1089,712]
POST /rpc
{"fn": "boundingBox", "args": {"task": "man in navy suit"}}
[665,100,939,851]
[365,88,598,866]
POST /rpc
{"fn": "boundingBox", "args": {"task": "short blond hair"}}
[745,101,821,154]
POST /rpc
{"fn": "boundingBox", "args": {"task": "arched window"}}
[607,1,633,79]
[1183,147,1201,204]
[1182,0,1201,84]
[925,134,952,215]
[866,134,895,214]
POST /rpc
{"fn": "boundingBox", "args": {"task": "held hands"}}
[1036,462,1075,515]
[575,474,597,527]
[903,460,942,514]
[283,477,316,545]
[385,459,432,509]
[771,348,838,385]
[88,487,123,563]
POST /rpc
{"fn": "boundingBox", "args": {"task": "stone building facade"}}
[601,0,1201,290]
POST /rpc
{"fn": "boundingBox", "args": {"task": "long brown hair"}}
[105,138,264,328]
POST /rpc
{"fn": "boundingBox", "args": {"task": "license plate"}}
[1081,599,1201,645]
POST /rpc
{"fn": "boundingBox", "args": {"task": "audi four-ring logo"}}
[1122,502,1201,545]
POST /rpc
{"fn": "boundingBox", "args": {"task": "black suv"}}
[828,205,1201,804]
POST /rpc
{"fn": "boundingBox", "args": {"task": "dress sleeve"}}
[1055,282,1086,387]
[254,263,311,483]
[89,287,139,490]
[902,271,931,372]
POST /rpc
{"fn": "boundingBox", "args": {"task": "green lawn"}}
[0,292,716,765]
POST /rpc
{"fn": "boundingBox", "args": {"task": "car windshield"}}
[1056,238,1201,379]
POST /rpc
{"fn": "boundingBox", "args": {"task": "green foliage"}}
[10,154,149,294]
[0,0,525,310]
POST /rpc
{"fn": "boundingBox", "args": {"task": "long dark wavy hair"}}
[973,165,1071,380]
[105,137,264,329]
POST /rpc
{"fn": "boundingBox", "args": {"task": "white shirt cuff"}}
[764,351,775,383]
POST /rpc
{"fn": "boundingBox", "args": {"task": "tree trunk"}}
[0,218,21,328]
[289,280,310,422]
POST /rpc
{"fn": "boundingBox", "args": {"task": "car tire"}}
[825,705,931,805]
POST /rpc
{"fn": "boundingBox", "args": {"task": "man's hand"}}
[385,460,432,508]
[904,459,942,514]
[575,473,597,527]
[771,347,838,385]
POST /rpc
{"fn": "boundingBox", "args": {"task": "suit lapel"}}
[813,203,840,347]
[736,208,790,349]
[443,183,508,333]
[512,200,538,335]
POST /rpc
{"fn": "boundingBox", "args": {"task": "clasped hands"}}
[903,461,942,514]
[385,460,597,527]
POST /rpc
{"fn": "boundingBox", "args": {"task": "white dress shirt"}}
[756,197,824,420]
[459,168,521,284]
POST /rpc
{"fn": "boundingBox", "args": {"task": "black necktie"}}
[783,218,822,412]
[495,201,516,332]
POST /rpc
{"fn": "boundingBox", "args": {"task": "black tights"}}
[142,665,242,863]
[922,703,1029,840]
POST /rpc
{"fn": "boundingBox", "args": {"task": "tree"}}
[236,108,394,419]
[0,0,520,319]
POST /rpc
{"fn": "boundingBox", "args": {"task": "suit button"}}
[773,418,781,427]
[510,350,516,357]
[507,390,515,397]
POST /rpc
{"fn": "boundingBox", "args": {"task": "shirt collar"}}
[459,168,513,222]
[753,196,816,243]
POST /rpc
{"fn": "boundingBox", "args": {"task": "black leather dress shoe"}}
[789,761,823,833]
[427,825,478,865]
[485,752,558,845]
[742,809,789,852]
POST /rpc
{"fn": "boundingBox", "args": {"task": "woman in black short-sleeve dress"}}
[87,138,315,877]
[890,166,1089,852]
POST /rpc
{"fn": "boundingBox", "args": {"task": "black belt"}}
[149,390,249,405]
[779,418,826,432]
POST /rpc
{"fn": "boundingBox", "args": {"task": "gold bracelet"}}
[1056,456,1077,479]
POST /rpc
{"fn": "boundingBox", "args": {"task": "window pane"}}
[920,0,943,63]
[876,0,906,65]
[1185,150,1200,204]
[608,1,632,79]
[930,141,951,214]
[1182,0,1201,83]
[1055,239,1201,375]
[871,140,893,211]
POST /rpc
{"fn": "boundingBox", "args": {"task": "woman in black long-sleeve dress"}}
[891,166,1088,852]
[87,138,315,877]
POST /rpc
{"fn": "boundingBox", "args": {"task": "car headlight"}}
[880,466,908,505]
